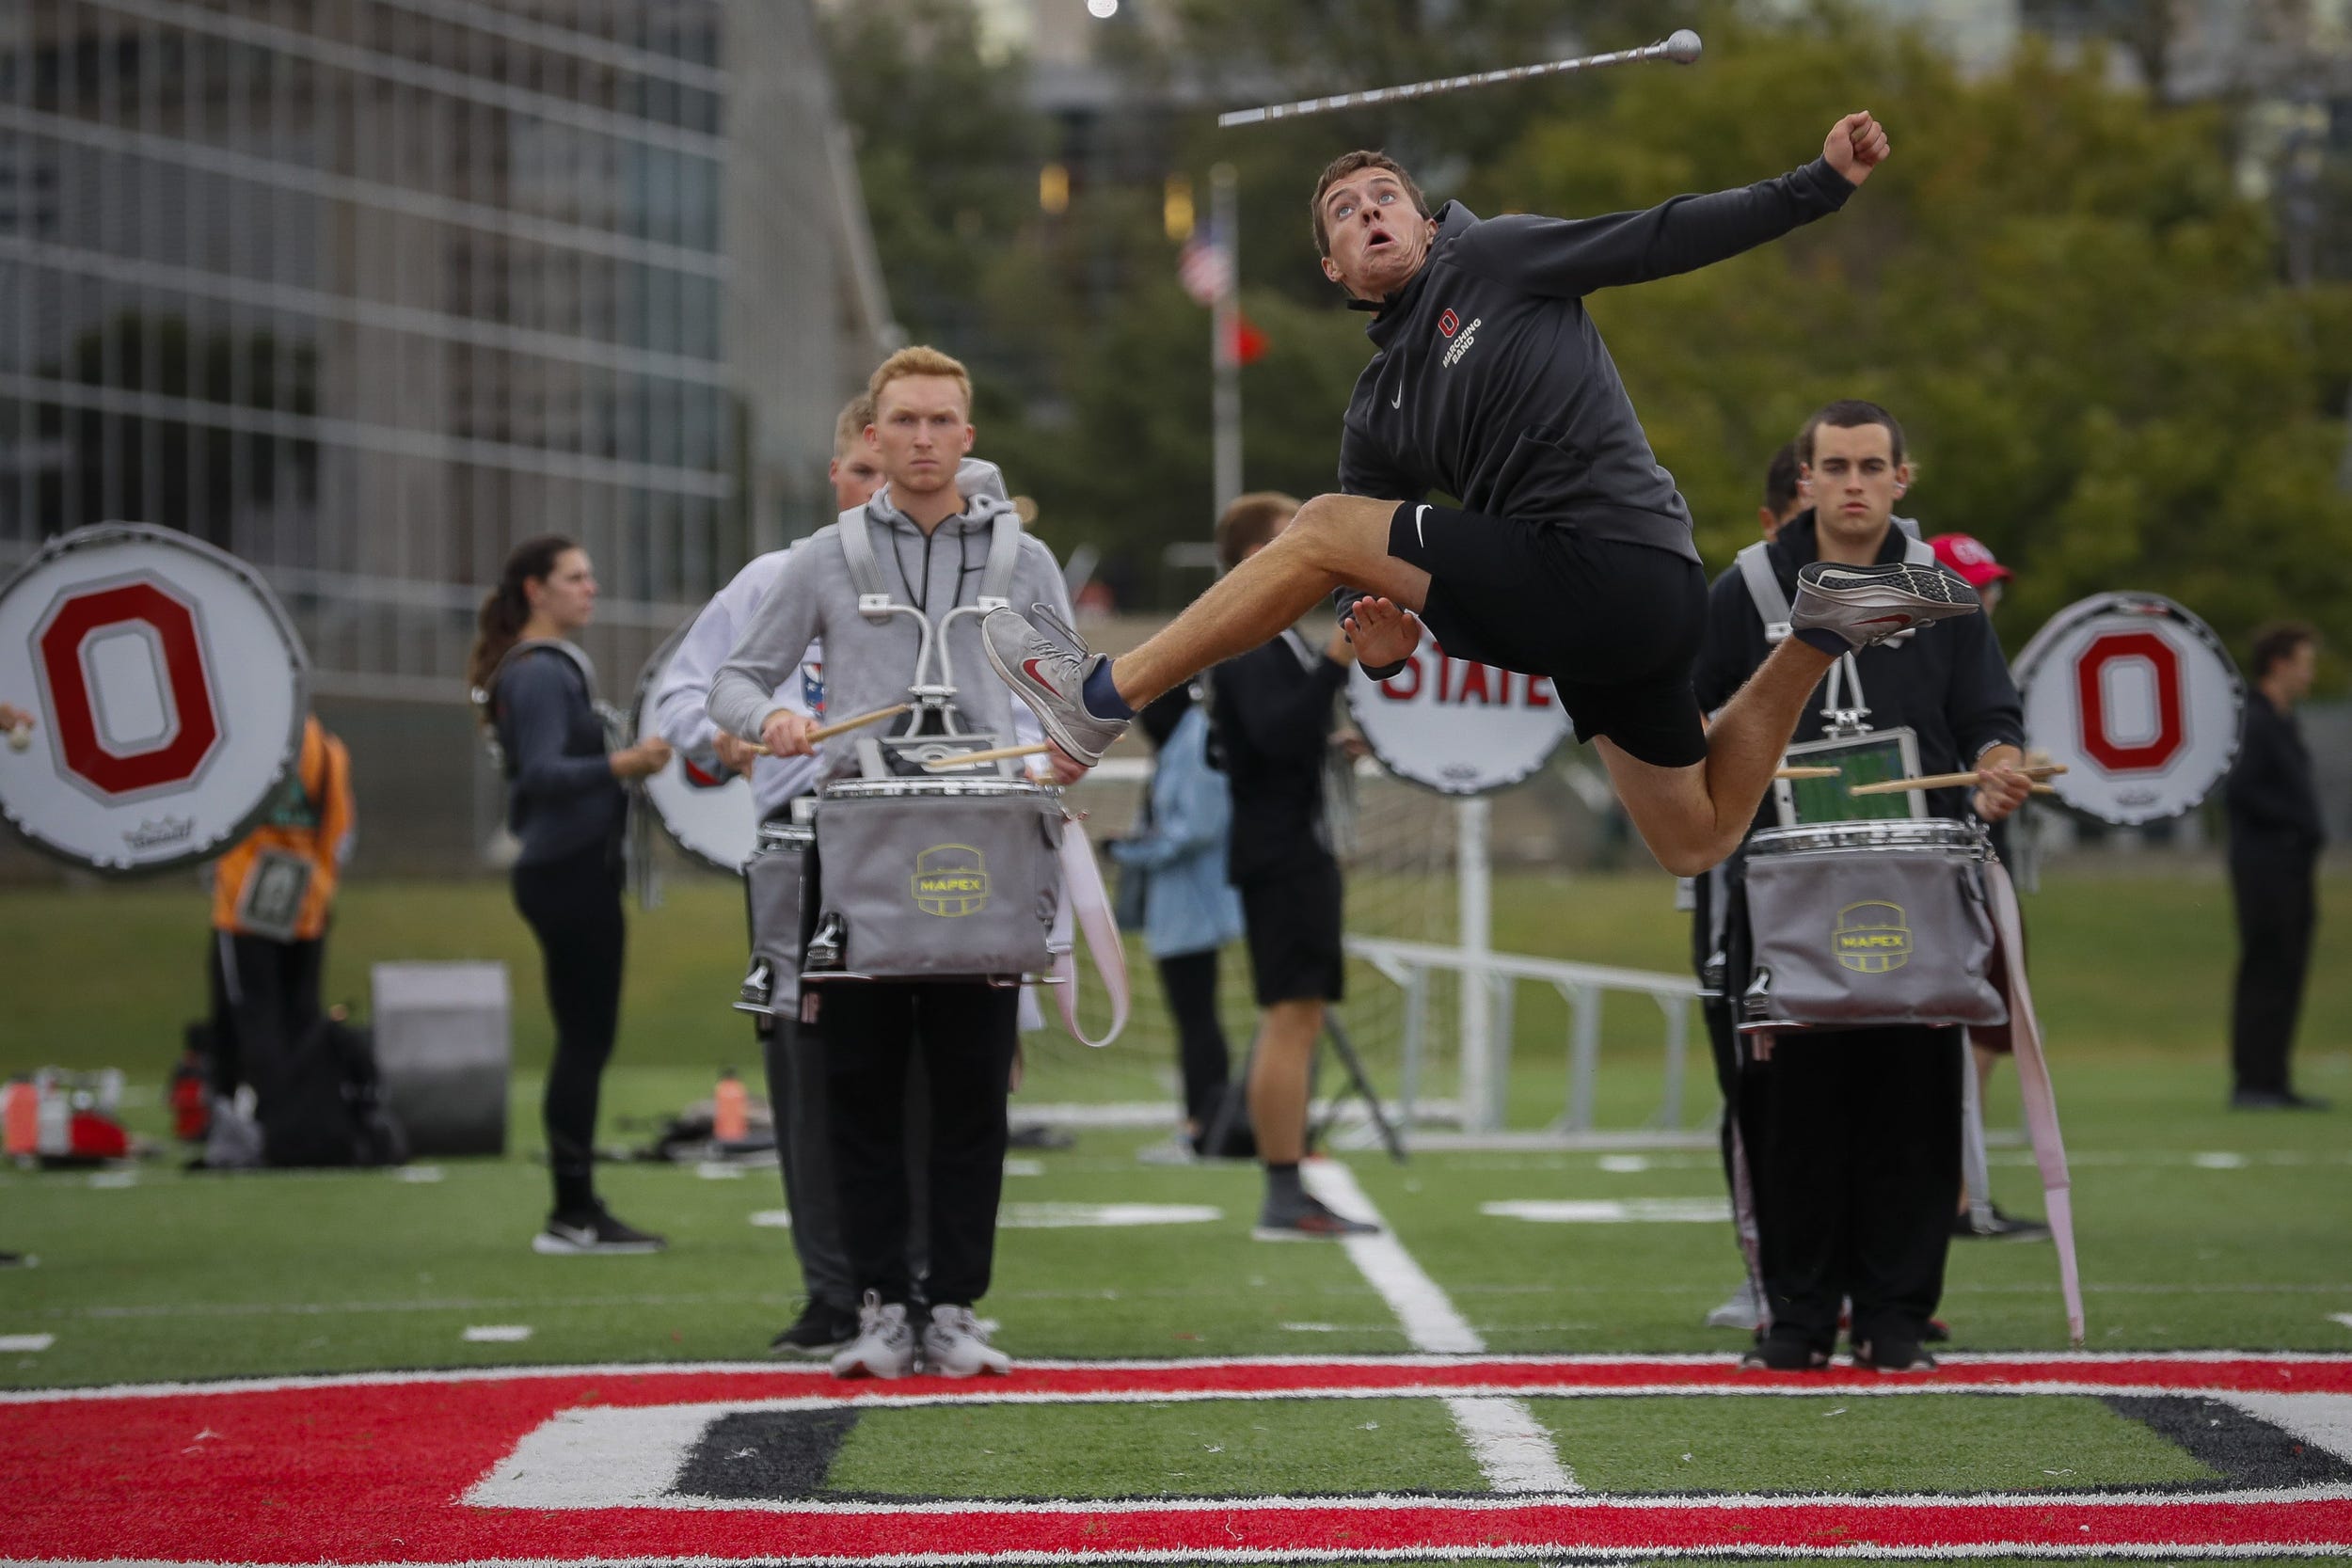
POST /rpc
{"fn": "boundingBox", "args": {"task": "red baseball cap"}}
[1929,532,2013,589]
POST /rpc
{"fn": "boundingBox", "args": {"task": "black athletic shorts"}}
[1385,501,1708,769]
[1238,860,1344,1007]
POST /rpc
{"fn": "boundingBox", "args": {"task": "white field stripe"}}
[0,1333,56,1352]
[461,1325,533,1343]
[1300,1161,1575,1494]
[2332,1313,2352,1331]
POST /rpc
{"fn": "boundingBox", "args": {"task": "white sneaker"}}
[829,1291,917,1380]
[1705,1276,1763,1331]
[921,1303,1012,1377]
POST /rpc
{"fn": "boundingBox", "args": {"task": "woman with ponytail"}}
[471,535,674,1255]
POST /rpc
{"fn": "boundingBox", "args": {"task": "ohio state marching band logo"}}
[33,572,225,801]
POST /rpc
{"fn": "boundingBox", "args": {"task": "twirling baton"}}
[1218,29,1702,129]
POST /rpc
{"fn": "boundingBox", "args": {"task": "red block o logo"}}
[2074,629,2183,773]
[36,578,221,796]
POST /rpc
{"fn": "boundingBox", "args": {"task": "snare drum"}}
[805,775,1063,983]
[1741,818,2006,1032]
[738,819,815,1016]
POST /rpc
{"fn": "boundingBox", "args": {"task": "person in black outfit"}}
[1204,494,1379,1241]
[470,535,674,1255]
[1692,404,2031,1373]
[2226,623,2328,1111]
[989,115,1985,888]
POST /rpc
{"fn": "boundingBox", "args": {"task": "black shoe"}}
[1923,1317,1951,1344]
[1007,1123,1076,1151]
[1852,1338,1938,1373]
[0,1251,29,1268]
[770,1299,859,1358]
[532,1205,667,1255]
[2231,1088,2331,1111]
[1954,1204,2052,1241]
[1739,1336,1830,1371]
[1252,1193,1379,1241]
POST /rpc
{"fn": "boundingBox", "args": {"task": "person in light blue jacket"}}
[1109,685,1245,1153]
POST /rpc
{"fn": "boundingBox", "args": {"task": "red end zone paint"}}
[3,1355,2348,1564]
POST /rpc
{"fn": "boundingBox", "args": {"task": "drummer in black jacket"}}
[1692,402,2031,1373]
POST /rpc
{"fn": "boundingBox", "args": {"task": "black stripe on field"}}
[675,1408,863,1501]
[2103,1393,2352,1489]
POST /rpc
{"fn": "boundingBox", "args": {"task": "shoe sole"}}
[532,1235,664,1255]
[1802,562,1978,610]
[1251,1225,1377,1242]
[830,1355,914,1379]
[980,617,1112,767]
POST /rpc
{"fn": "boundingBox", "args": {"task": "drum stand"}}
[1309,1015,1406,1164]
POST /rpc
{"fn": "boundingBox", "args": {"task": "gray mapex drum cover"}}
[810,777,1062,981]
[1743,820,2006,1031]
[741,821,813,1013]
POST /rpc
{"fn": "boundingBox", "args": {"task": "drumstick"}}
[922,742,1050,772]
[748,703,913,755]
[1848,763,2069,797]
[1774,766,1840,780]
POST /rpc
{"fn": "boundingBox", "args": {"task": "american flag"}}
[1176,231,1232,305]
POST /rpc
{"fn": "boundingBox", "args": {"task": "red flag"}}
[1230,312,1269,366]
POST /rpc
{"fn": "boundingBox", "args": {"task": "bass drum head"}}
[631,623,760,873]
[2013,592,2243,826]
[0,523,308,874]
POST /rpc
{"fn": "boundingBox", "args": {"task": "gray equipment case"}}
[1741,819,2007,1032]
[809,776,1062,982]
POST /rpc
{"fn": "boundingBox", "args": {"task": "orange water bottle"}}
[713,1068,748,1144]
[2,1077,36,1160]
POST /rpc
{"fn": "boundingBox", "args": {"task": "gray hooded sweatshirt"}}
[707,458,1071,783]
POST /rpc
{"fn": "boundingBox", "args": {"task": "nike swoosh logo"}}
[1391,387,1403,408]
[549,1224,597,1246]
[1022,657,1067,697]
[1415,505,1429,547]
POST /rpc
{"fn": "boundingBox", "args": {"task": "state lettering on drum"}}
[1346,641,1572,796]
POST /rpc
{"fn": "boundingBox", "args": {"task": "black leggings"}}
[1156,949,1232,1130]
[514,847,626,1214]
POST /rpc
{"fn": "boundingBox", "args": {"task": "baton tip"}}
[1665,28,1703,64]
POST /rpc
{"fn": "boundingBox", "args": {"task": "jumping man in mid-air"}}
[988,113,1977,877]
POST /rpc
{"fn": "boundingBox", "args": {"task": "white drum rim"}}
[2012,590,2245,826]
[823,776,1054,800]
[0,521,310,875]
[628,619,762,875]
[1750,818,1989,859]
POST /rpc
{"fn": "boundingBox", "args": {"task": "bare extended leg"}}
[1110,494,1429,708]
[1248,999,1325,1166]
[1596,638,1836,878]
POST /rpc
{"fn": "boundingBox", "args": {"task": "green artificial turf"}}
[825,1397,1486,1498]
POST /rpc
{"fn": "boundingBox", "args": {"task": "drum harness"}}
[475,639,656,902]
[814,506,1129,1047]
[1723,531,2083,1344]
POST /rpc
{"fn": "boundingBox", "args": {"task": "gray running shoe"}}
[920,1304,1012,1377]
[1252,1193,1380,1242]
[981,603,1130,766]
[830,1291,917,1380]
[1704,1276,1764,1331]
[1790,561,1979,650]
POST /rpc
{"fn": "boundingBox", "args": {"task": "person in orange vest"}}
[205,713,357,1143]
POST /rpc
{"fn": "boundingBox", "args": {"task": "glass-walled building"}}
[0,0,894,705]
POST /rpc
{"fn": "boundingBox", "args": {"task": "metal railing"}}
[1344,935,1700,1137]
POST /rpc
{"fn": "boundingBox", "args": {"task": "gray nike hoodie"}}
[707,458,1071,783]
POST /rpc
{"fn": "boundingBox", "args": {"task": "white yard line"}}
[461,1325,534,1344]
[0,1333,55,1352]
[2332,1313,2352,1332]
[1300,1160,1577,1494]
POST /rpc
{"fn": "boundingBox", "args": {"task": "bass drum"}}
[0,523,308,874]
[2012,592,2243,826]
[630,622,761,872]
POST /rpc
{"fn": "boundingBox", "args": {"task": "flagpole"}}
[1211,162,1241,515]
